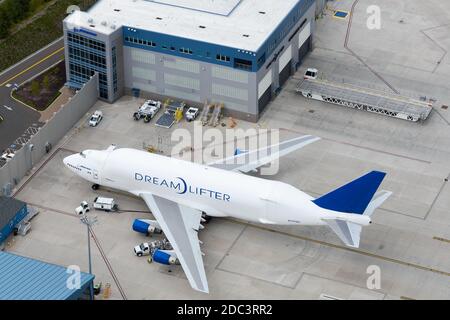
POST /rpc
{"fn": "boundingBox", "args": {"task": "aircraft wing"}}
[140,193,209,293]
[208,135,320,173]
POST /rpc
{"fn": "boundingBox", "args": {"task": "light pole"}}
[80,213,98,301]
[28,144,34,169]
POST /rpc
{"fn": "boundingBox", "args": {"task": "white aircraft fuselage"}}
[64,147,371,227]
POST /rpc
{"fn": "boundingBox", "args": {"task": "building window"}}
[180,47,193,55]
[112,47,118,94]
[257,54,266,68]
[234,58,252,71]
[125,36,156,47]
[216,54,230,62]
[67,31,108,99]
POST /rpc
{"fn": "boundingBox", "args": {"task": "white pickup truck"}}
[185,107,199,122]
[304,68,318,80]
[133,239,173,257]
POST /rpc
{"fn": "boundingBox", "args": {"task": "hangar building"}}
[64,0,316,121]
[0,251,94,300]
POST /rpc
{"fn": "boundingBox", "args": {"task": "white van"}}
[93,197,118,212]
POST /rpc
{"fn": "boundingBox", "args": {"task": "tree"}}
[31,80,40,96]
[43,75,50,90]
[30,0,45,13]
[3,0,30,23]
[0,8,11,39]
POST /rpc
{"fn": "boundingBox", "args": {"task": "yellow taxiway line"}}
[0,47,64,87]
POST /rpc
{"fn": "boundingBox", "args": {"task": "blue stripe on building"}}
[121,0,315,73]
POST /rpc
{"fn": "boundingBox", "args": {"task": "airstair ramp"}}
[209,104,223,127]
[296,79,433,122]
[201,103,213,126]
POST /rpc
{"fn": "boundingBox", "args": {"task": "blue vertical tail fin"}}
[313,171,387,215]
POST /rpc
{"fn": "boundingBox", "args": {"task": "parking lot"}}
[3,0,450,299]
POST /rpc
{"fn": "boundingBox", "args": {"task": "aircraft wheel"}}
[202,212,212,224]
[92,184,100,191]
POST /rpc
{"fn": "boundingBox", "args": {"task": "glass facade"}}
[67,32,109,99]
[112,46,118,94]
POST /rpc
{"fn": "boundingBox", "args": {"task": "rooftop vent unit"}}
[101,21,107,26]
[88,18,94,23]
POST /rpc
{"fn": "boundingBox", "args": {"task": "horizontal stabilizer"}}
[324,219,362,248]
[313,171,387,215]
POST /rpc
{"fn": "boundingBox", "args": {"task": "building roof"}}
[0,196,26,229]
[0,252,94,300]
[65,0,301,52]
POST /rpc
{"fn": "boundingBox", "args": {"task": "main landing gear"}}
[92,184,100,191]
[202,212,212,224]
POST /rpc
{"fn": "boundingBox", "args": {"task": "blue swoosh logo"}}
[177,177,187,194]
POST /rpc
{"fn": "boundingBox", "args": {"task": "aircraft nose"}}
[63,156,70,167]
[63,154,76,169]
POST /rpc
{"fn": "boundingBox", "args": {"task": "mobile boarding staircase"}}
[296,79,433,122]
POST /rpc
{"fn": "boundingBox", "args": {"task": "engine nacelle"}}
[152,250,180,265]
[132,219,162,235]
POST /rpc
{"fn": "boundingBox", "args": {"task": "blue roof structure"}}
[0,252,94,300]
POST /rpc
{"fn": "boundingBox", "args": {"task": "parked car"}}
[1,152,15,161]
[89,111,103,127]
[185,107,199,122]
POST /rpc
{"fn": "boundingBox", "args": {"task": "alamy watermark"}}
[366,265,381,290]
[366,5,381,30]
[171,123,281,176]
[66,265,81,290]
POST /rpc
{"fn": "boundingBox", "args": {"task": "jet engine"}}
[132,219,162,236]
[152,249,180,265]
